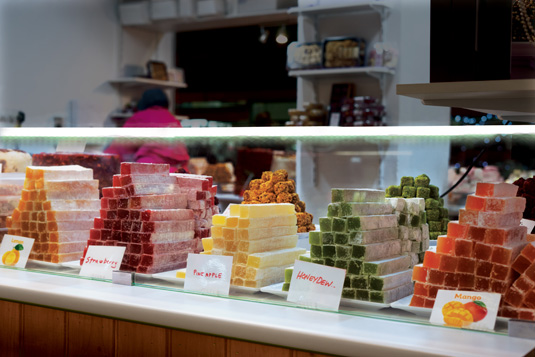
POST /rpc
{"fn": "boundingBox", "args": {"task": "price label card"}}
[0,235,34,268]
[521,219,535,234]
[56,139,86,153]
[287,260,346,311]
[79,246,125,280]
[430,290,501,332]
[184,253,233,295]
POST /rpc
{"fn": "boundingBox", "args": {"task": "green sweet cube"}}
[327,203,340,218]
[332,217,348,233]
[322,245,336,259]
[321,232,334,244]
[284,268,293,283]
[356,289,369,301]
[335,260,349,270]
[400,176,415,187]
[427,209,440,221]
[348,260,362,275]
[363,255,411,276]
[331,189,344,202]
[429,232,441,240]
[344,276,351,288]
[398,212,409,226]
[309,231,321,245]
[386,185,401,197]
[319,217,333,231]
[351,245,366,260]
[310,245,322,258]
[442,218,450,231]
[440,207,449,219]
[312,258,325,265]
[334,233,349,245]
[351,275,369,289]
[336,245,352,260]
[347,217,361,231]
[415,174,430,187]
[420,211,427,224]
[402,186,416,198]
[299,253,311,262]
[429,185,439,199]
[340,202,353,217]
[439,197,445,206]
[410,214,420,227]
[282,282,290,291]
[425,198,439,209]
[416,187,430,199]
[342,288,356,299]
[429,221,442,231]
[324,258,335,267]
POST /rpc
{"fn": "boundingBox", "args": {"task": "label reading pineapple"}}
[0,234,34,268]
[430,290,501,332]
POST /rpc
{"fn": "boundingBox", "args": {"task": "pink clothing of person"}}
[104,107,190,172]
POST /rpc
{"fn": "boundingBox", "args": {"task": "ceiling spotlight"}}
[275,25,288,45]
[259,26,269,44]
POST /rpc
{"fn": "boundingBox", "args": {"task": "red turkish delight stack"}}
[82,163,217,274]
[410,182,529,315]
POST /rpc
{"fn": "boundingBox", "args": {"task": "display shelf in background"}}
[288,2,391,17]
[288,66,395,79]
[110,111,188,121]
[396,79,535,121]
[108,77,188,89]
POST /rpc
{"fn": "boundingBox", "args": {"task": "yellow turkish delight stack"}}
[211,203,306,288]
[7,165,100,263]
[242,169,314,232]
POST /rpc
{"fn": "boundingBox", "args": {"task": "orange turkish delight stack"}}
[410,182,528,314]
[502,243,535,319]
[242,169,314,232]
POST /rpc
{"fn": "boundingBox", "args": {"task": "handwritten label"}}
[287,260,345,311]
[184,253,232,295]
[430,290,501,332]
[79,246,125,280]
[521,219,535,234]
[0,234,34,268]
[56,139,86,153]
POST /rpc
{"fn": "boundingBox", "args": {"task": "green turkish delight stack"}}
[307,188,413,303]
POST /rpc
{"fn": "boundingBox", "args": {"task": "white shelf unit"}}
[288,2,391,16]
[288,66,395,78]
[108,77,188,89]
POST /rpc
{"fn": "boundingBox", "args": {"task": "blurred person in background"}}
[105,88,190,172]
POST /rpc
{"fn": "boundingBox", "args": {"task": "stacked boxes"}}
[84,163,218,274]
[7,166,100,263]
[386,174,448,240]
[211,203,305,288]
[241,169,314,233]
[411,182,528,314]
[387,197,430,266]
[309,188,413,303]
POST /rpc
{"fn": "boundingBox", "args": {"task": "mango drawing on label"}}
[2,244,24,266]
[442,300,487,328]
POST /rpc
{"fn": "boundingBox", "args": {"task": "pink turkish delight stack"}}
[82,162,218,274]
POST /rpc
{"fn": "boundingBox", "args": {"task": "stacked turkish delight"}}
[310,188,413,303]
[411,182,528,315]
[387,196,430,267]
[211,203,305,288]
[386,174,448,240]
[7,165,100,263]
[0,174,25,242]
[84,163,218,274]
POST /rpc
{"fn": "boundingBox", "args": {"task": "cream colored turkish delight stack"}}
[211,203,305,288]
[7,165,100,263]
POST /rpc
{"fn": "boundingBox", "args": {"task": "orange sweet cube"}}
[522,243,535,262]
[524,290,535,309]
[410,295,425,307]
[484,226,526,246]
[459,209,478,226]
[475,182,518,198]
[475,277,490,291]
[467,226,486,242]
[490,245,518,265]
[424,298,436,309]
[423,251,441,269]
[518,308,535,321]
[465,195,486,211]
[412,264,429,282]
[505,286,525,307]
[513,276,535,293]
[454,239,473,257]
[439,255,458,272]
[476,260,493,277]
[428,269,446,285]
[474,242,492,260]
[436,235,454,255]
[491,263,513,281]
[456,257,476,274]
[486,196,526,213]
[458,273,475,289]
[512,255,532,275]
[447,221,469,239]
[427,284,441,298]
[490,280,509,294]
[525,264,535,282]
[443,272,459,288]
[414,282,429,296]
